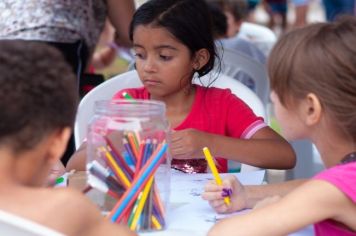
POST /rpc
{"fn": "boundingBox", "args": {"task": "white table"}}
[61,170,313,235]
[140,170,313,236]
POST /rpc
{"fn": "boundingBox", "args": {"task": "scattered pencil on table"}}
[203,147,231,205]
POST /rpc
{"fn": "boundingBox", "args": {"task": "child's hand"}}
[201,175,247,213]
[170,128,210,159]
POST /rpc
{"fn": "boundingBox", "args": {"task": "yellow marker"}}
[203,147,230,205]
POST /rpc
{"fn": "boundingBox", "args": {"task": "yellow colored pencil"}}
[203,147,230,205]
[129,176,154,230]
[101,147,131,188]
[151,215,162,230]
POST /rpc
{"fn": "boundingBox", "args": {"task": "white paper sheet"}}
[170,170,265,203]
[141,170,313,236]
[141,170,265,236]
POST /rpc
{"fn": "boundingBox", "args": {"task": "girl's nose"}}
[143,57,157,73]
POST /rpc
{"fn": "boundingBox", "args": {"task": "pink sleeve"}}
[225,90,266,139]
[313,162,356,202]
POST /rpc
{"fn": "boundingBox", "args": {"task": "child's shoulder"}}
[197,85,233,96]
[35,188,104,235]
[50,187,101,218]
[196,85,243,104]
[313,162,356,202]
[41,188,136,236]
[0,186,102,235]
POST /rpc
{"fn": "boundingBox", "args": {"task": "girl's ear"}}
[303,93,322,126]
[193,49,210,70]
[45,127,71,165]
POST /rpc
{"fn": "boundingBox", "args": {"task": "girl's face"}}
[132,25,196,98]
[270,91,306,140]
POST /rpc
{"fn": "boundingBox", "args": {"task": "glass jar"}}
[86,99,171,232]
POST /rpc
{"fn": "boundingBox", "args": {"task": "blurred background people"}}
[0,0,135,166]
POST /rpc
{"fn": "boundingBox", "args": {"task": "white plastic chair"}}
[75,70,266,171]
[197,72,266,172]
[238,22,277,56]
[0,210,64,236]
[74,70,143,148]
[217,47,270,108]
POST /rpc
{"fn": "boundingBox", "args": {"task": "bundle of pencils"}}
[87,131,168,231]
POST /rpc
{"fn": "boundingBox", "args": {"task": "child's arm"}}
[201,175,306,213]
[207,179,356,236]
[106,0,135,47]
[66,142,87,171]
[170,126,295,169]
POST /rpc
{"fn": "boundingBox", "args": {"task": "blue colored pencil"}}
[109,143,168,222]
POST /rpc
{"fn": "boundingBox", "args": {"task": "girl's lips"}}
[143,80,161,86]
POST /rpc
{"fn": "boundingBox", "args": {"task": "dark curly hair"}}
[0,40,78,153]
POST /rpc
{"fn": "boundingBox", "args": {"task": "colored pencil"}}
[101,147,131,188]
[129,176,154,230]
[122,92,134,100]
[109,143,168,222]
[105,138,134,177]
[203,147,230,205]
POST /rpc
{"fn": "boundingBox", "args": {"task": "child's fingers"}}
[201,191,224,201]
[214,204,230,214]
[209,199,229,213]
[209,199,225,209]
[171,153,192,160]
[204,181,224,191]
[170,131,183,142]
[170,146,187,156]
[169,139,181,149]
[223,175,238,185]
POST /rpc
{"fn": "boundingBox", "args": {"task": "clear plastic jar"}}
[86,99,171,232]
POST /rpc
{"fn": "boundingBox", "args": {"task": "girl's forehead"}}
[133,25,180,45]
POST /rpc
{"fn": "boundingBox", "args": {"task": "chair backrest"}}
[75,70,266,171]
[238,22,277,56]
[0,210,64,236]
[74,70,143,148]
[217,47,270,108]
[197,72,266,172]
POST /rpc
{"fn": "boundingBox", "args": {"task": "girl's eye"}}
[134,53,144,59]
[159,55,172,61]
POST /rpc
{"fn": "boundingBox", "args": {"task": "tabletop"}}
[140,170,314,236]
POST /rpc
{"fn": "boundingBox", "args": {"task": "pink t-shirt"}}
[313,162,356,236]
[113,85,266,173]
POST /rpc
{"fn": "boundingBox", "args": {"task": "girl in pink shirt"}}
[202,17,356,235]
